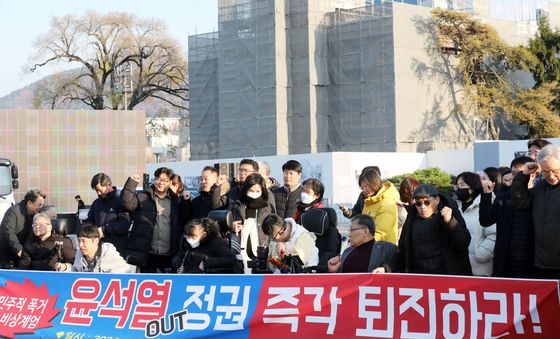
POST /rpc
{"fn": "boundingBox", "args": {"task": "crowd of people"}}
[0,139,558,279]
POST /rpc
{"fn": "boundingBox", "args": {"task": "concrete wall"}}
[474,138,560,171]
[427,148,474,175]
[393,3,473,153]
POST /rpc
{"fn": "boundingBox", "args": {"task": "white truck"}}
[0,158,19,222]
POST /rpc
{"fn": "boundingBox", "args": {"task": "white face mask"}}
[186,237,200,249]
[246,191,262,199]
[301,192,315,204]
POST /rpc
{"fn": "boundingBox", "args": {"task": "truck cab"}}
[0,158,19,222]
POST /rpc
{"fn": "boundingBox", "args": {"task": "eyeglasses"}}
[32,223,51,228]
[155,177,170,183]
[273,227,286,240]
[414,199,432,207]
[541,168,560,177]
[238,168,255,174]
[349,226,367,232]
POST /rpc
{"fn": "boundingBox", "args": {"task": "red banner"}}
[0,271,558,338]
[250,274,560,338]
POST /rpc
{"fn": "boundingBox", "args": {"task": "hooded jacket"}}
[387,193,472,276]
[71,242,130,273]
[361,182,400,245]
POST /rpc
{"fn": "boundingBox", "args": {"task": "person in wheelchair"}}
[262,214,319,271]
[56,224,130,273]
[172,218,238,274]
[19,212,75,271]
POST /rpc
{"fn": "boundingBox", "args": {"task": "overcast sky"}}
[0,0,218,97]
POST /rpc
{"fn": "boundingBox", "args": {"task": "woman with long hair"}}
[230,174,275,273]
[359,170,400,245]
[454,171,496,276]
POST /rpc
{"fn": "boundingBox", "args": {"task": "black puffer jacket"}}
[512,173,560,269]
[19,234,75,271]
[85,189,131,254]
[178,185,228,227]
[172,234,239,273]
[120,178,180,263]
[273,185,302,219]
[388,193,472,276]
[479,190,534,277]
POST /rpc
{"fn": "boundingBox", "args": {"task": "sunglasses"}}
[414,199,432,207]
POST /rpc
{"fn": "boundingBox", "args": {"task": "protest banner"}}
[0,270,558,338]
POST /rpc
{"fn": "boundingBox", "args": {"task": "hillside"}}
[0,70,187,118]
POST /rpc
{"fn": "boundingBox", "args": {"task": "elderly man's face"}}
[539,157,560,186]
[348,220,371,247]
[414,196,440,219]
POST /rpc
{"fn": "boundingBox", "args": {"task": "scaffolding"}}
[188,0,556,159]
[325,4,397,151]
[188,32,219,159]
[217,0,278,158]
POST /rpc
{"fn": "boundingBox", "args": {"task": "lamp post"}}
[114,63,132,110]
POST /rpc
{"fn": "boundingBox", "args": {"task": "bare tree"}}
[32,72,75,109]
[29,11,188,111]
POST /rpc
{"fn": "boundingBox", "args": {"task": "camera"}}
[247,246,272,274]
[278,255,306,274]
[267,254,315,274]
[54,240,64,260]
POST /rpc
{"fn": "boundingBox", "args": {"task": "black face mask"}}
[455,188,471,202]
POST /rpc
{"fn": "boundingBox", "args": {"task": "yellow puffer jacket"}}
[362,181,400,245]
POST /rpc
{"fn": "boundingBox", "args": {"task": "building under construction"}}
[188,0,560,160]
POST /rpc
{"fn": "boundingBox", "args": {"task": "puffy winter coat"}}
[459,195,496,276]
[172,234,238,274]
[388,193,472,276]
[361,182,400,245]
[71,242,130,273]
[19,234,75,271]
[120,178,180,263]
[85,189,131,254]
